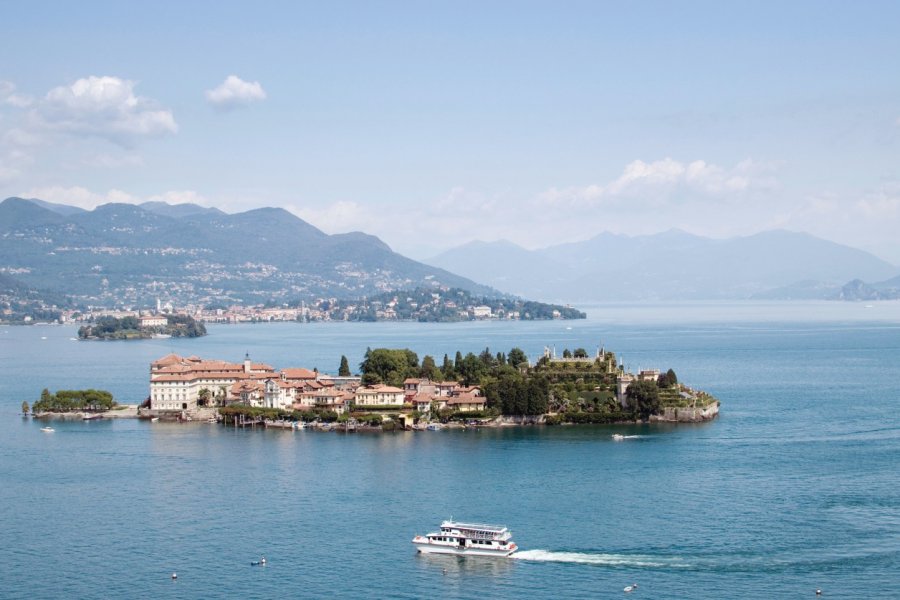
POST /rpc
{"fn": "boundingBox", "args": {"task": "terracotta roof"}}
[447,392,485,405]
[282,368,318,379]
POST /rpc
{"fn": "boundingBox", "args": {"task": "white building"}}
[354,384,405,406]
[149,353,275,411]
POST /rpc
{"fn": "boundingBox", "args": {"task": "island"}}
[78,314,206,340]
[144,346,718,429]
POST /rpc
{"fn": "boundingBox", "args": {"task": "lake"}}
[1,301,898,598]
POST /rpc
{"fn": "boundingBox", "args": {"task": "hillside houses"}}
[149,354,485,415]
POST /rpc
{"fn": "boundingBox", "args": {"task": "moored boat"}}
[40,426,55,433]
[412,520,517,557]
[83,413,104,421]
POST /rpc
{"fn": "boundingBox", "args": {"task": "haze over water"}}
[1,301,899,598]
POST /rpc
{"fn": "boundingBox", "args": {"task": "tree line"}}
[33,388,116,413]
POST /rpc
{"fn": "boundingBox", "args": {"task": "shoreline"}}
[28,403,718,427]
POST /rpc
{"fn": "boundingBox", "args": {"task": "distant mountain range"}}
[0,197,495,307]
[426,230,900,301]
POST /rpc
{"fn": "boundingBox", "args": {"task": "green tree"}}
[22,400,29,415]
[339,355,351,376]
[508,347,528,369]
[458,352,486,386]
[563,349,572,358]
[360,348,418,387]
[573,348,588,358]
[666,368,678,386]
[441,354,455,379]
[198,388,211,407]
[420,355,441,381]
[627,380,660,420]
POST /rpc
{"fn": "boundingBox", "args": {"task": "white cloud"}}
[205,75,267,109]
[21,185,139,209]
[0,80,33,108]
[18,186,209,211]
[856,183,900,218]
[33,76,177,145]
[80,153,145,168]
[537,157,775,209]
[0,148,33,184]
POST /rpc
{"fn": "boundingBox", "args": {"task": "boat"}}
[612,434,625,441]
[151,417,160,423]
[40,426,55,433]
[426,423,442,431]
[412,520,518,557]
[83,414,104,421]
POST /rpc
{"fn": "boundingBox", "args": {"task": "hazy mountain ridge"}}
[0,197,496,306]
[427,229,900,302]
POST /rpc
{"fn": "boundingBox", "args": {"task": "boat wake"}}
[513,549,691,569]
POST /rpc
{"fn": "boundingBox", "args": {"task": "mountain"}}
[139,201,225,219]
[25,198,87,216]
[427,229,899,302]
[0,197,496,307]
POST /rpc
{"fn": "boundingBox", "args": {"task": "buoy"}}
[816,590,822,596]
[261,557,266,565]
[171,573,177,580]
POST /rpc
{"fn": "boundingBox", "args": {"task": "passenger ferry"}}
[412,520,517,557]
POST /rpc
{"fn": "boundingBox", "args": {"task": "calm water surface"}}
[1,302,898,599]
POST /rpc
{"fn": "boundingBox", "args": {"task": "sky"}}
[2,1,899,262]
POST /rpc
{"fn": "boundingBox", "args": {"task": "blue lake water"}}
[1,301,899,599]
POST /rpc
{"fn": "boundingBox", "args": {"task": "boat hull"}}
[412,539,516,557]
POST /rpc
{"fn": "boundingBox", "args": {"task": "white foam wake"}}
[513,549,691,569]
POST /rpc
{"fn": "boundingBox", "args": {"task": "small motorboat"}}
[624,583,638,593]
[83,414,103,421]
[426,423,442,431]
[612,434,625,441]
[41,426,55,433]
[251,557,267,566]
[151,417,160,423]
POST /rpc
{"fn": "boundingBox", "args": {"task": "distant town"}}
[2,286,585,325]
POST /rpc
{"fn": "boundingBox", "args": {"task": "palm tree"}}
[198,388,211,407]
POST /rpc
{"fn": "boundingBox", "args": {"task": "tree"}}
[458,352,486,386]
[338,355,351,376]
[666,368,678,386]
[360,348,417,387]
[573,348,588,358]
[479,347,494,368]
[198,388,212,407]
[563,349,572,358]
[22,400,29,415]
[420,355,441,381]
[441,354,455,379]
[627,380,660,420]
[508,347,528,369]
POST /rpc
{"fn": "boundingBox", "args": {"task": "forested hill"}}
[323,287,585,321]
[0,197,496,306]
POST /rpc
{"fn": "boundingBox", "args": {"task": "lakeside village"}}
[28,345,719,429]
[3,287,585,326]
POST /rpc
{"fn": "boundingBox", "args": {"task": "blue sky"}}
[2,1,899,261]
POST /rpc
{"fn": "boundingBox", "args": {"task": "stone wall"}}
[649,401,719,423]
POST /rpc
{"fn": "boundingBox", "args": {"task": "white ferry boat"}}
[412,520,518,557]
